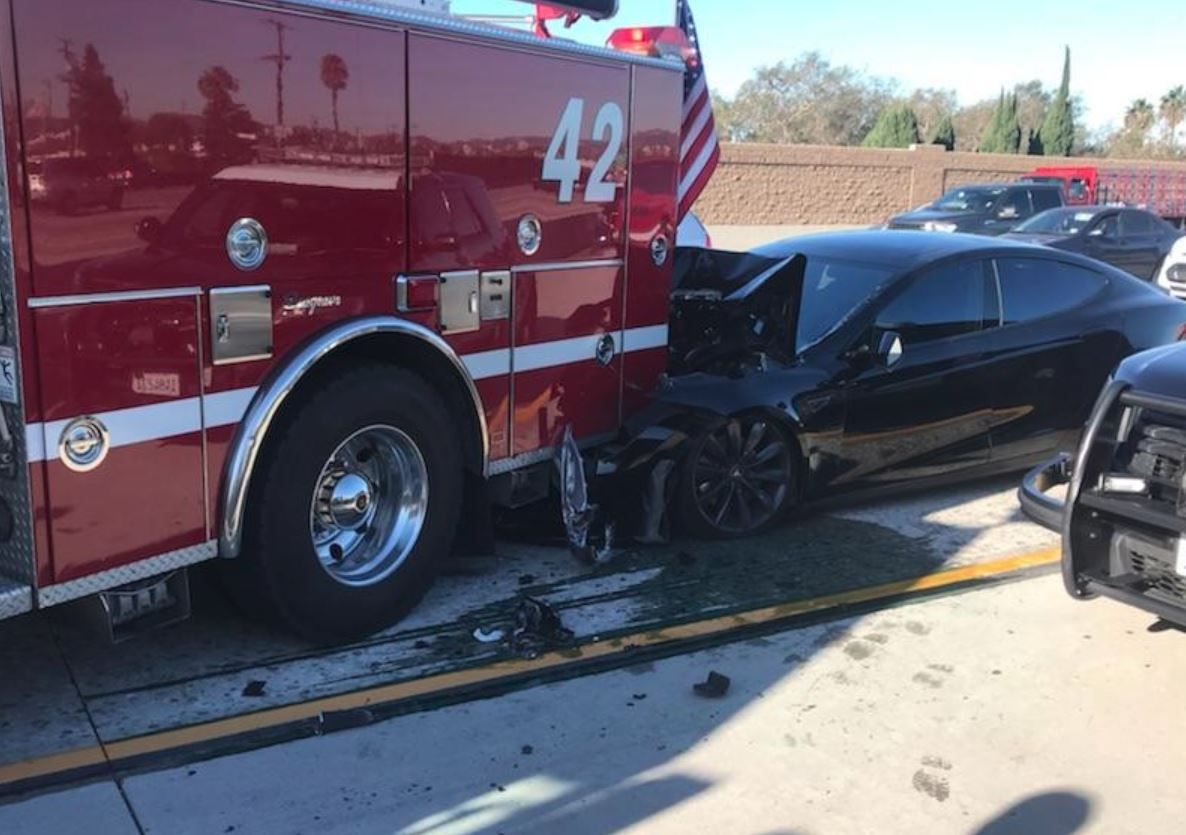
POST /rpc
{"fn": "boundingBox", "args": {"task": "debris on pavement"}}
[511,596,576,659]
[472,626,507,644]
[241,680,266,698]
[693,671,731,699]
[316,708,375,735]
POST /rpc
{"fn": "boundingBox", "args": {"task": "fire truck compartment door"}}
[409,34,631,460]
[34,296,207,584]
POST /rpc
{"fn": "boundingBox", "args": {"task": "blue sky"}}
[451,0,1184,132]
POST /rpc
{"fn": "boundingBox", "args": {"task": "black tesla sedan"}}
[1003,205,1182,281]
[648,230,1186,538]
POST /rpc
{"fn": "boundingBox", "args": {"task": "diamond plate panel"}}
[0,578,31,619]
[37,540,218,607]
[0,84,36,592]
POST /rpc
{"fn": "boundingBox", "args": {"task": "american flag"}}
[677,0,719,221]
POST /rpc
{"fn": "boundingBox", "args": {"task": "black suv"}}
[1021,342,1186,627]
[887,182,1064,236]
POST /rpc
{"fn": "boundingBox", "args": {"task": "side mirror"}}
[135,216,162,244]
[877,331,903,368]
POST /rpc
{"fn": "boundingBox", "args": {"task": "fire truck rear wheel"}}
[228,365,463,643]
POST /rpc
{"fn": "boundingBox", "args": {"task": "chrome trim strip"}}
[488,447,554,476]
[0,582,32,620]
[218,316,488,558]
[37,540,218,607]
[510,259,624,274]
[209,284,270,297]
[197,296,212,540]
[28,286,203,309]
[487,432,616,476]
[269,0,680,71]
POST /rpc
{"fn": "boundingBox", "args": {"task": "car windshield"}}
[931,187,1004,212]
[1015,208,1100,235]
[796,256,897,353]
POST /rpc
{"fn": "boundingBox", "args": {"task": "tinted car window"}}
[875,259,986,345]
[997,189,1031,219]
[1030,188,1062,212]
[996,258,1106,324]
[1120,210,1154,236]
[796,258,896,353]
[1090,214,1119,238]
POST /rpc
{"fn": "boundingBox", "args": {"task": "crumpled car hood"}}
[668,247,805,375]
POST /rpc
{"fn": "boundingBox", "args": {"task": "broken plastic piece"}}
[555,425,618,564]
[473,626,507,643]
[693,671,731,698]
[637,459,676,545]
[511,596,575,659]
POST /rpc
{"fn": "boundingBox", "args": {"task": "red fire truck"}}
[0,0,693,641]
[1022,165,1186,225]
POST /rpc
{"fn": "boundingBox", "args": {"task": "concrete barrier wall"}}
[694,143,1186,227]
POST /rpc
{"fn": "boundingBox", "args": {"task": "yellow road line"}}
[0,546,1060,788]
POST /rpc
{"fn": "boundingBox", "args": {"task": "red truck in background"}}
[0,0,697,642]
[1022,165,1186,226]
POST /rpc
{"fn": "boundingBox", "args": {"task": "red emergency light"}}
[607,26,698,67]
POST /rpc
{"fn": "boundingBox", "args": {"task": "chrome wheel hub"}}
[310,425,429,587]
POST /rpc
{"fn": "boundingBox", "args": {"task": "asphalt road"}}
[4,570,1181,835]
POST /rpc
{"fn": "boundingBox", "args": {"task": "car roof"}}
[950,182,1060,191]
[754,229,1051,271]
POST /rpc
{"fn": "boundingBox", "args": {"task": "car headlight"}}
[922,221,958,233]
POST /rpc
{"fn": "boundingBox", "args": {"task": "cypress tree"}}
[931,114,955,150]
[862,104,921,148]
[980,89,1007,152]
[1039,47,1075,156]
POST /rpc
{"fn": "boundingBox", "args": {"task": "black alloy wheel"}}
[678,416,796,539]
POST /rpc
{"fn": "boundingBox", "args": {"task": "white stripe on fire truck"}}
[24,387,259,464]
[21,327,669,460]
[464,325,671,380]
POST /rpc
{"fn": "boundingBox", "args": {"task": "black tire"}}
[675,415,798,540]
[222,365,463,643]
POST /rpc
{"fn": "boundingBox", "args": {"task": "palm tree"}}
[1160,86,1186,154]
[319,53,349,138]
[1125,98,1156,135]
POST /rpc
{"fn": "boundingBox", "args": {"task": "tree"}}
[977,90,1005,153]
[1027,129,1043,156]
[1107,98,1157,158]
[862,103,920,148]
[60,43,131,162]
[930,114,955,151]
[905,87,958,142]
[1160,85,1186,154]
[1038,47,1075,156]
[198,65,256,168]
[144,112,193,151]
[720,52,896,146]
[320,53,350,138]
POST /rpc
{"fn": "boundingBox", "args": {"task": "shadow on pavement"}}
[974,790,1092,835]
